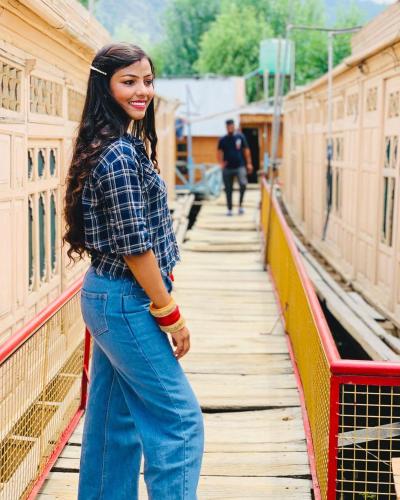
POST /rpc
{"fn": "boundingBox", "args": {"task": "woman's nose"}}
[134,80,149,96]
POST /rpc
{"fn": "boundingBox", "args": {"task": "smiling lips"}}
[129,100,147,110]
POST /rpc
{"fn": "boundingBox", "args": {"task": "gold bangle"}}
[149,297,176,317]
[159,316,186,334]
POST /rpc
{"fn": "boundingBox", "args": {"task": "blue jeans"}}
[78,265,204,500]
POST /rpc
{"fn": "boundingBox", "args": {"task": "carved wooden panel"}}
[0,61,21,112]
[384,136,399,169]
[13,136,24,189]
[0,134,11,191]
[347,93,359,116]
[333,137,344,161]
[67,89,85,122]
[388,91,400,118]
[335,99,344,120]
[15,198,25,307]
[27,141,60,292]
[30,76,62,116]
[366,87,377,112]
[314,103,321,123]
[0,200,12,317]
[28,149,34,181]
[27,145,59,181]
[381,176,396,246]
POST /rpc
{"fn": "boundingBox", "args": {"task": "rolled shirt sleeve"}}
[98,152,152,255]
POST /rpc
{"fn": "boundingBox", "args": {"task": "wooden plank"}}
[186,318,283,331]
[38,472,147,499]
[299,250,399,360]
[38,472,311,500]
[174,287,274,298]
[294,233,400,359]
[53,450,310,478]
[186,231,259,243]
[174,270,271,282]
[201,451,310,477]
[175,217,189,245]
[188,373,299,409]
[174,281,272,292]
[196,221,256,231]
[180,353,293,375]
[39,187,311,499]
[184,310,283,323]
[392,457,400,500]
[188,334,289,355]
[198,476,311,499]
[346,291,385,321]
[204,409,307,452]
[183,241,260,252]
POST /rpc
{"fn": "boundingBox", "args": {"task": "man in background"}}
[217,119,253,216]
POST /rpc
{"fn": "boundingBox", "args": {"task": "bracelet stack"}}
[149,297,186,334]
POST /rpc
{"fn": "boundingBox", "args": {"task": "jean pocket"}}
[80,289,109,336]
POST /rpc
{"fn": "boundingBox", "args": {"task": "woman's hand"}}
[171,326,191,359]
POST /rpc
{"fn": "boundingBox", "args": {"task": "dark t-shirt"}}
[218,132,249,169]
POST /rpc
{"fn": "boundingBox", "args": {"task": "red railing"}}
[261,177,400,499]
[0,275,91,500]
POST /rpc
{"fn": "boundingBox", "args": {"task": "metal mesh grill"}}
[336,382,400,499]
[261,183,332,498]
[0,291,85,500]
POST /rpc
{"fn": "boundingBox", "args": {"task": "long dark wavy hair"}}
[62,43,158,264]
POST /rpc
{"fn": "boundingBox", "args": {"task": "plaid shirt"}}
[81,134,180,279]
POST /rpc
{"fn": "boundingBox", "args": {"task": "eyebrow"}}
[121,73,153,78]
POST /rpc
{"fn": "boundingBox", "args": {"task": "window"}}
[50,193,56,273]
[381,135,398,246]
[28,197,34,290]
[366,87,377,112]
[28,150,33,180]
[334,168,342,216]
[50,149,56,176]
[331,135,344,217]
[39,194,46,281]
[388,91,400,118]
[381,177,395,246]
[384,136,398,169]
[28,142,60,291]
[38,150,45,178]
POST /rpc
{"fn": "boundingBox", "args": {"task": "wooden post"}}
[392,458,400,499]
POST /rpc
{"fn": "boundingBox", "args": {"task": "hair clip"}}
[90,65,107,76]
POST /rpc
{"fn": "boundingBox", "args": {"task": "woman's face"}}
[109,58,155,121]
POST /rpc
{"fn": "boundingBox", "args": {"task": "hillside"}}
[92,0,394,49]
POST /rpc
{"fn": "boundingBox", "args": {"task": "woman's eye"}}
[122,79,153,87]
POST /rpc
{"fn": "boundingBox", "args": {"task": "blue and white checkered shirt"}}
[81,134,180,279]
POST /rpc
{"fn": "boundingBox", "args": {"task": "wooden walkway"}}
[38,186,312,499]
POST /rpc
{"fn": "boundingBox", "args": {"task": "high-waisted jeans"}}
[78,265,204,500]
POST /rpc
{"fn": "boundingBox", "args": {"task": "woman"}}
[62,43,204,500]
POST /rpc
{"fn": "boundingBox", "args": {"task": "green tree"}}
[154,0,220,76]
[333,1,365,66]
[194,3,272,100]
[194,0,328,88]
[291,0,328,84]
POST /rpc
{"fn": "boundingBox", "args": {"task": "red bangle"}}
[155,306,181,327]
[169,272,174,281]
